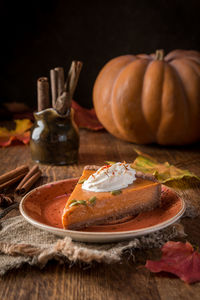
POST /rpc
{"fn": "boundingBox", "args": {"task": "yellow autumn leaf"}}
[0,119,33,147]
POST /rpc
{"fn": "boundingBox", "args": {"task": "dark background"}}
[0,0,200,109]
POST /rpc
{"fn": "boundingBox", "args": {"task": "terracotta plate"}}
[20,178,185,243]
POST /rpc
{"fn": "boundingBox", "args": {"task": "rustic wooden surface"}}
[0,129,200,300]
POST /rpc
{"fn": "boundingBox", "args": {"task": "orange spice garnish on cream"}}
[82,162,136,192]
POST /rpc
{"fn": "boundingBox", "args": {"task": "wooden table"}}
[0,129,200,300]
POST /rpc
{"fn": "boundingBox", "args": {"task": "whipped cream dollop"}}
[82,162,136,192]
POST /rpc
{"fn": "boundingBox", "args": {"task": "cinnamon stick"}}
[16,170,42,195]
[37,77,50,112]
[54,67,65,96]
[54,91,69,115]
[15,165,39,193]
[55,61,83,115]
[0,165,29,185]
[50,69,58,108]
[65,61,83,100]
[0,173,28,191]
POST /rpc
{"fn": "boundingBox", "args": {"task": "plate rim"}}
[19,178,186,238]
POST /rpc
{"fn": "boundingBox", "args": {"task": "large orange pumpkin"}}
[93,50,200,145]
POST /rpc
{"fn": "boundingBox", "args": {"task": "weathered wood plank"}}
[0,130,200,300]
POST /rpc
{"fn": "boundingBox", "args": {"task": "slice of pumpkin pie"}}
[62,162,161,230]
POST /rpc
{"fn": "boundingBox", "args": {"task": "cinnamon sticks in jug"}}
[38,60,83,114]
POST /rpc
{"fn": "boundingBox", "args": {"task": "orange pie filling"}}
[62,166,161,230]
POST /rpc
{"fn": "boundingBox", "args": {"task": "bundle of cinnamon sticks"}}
[37,61,83,115]
[0,165,42,196]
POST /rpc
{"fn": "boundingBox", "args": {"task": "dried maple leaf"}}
[0,119,33,147]
[72,100,104,130]
[132,149,200,183]
[145,241,200,284]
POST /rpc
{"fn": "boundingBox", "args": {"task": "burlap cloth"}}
[0,186,199,276]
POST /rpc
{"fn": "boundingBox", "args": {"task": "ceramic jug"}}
[30,108,79,165]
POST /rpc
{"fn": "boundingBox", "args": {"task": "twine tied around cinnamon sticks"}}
[37,61,83,115]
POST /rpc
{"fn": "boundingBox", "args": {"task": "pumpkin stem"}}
[155,49,164,60]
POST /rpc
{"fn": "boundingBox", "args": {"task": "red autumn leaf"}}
[145,241,200,284]
[0,119,32,147]
[71,100,104,131]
